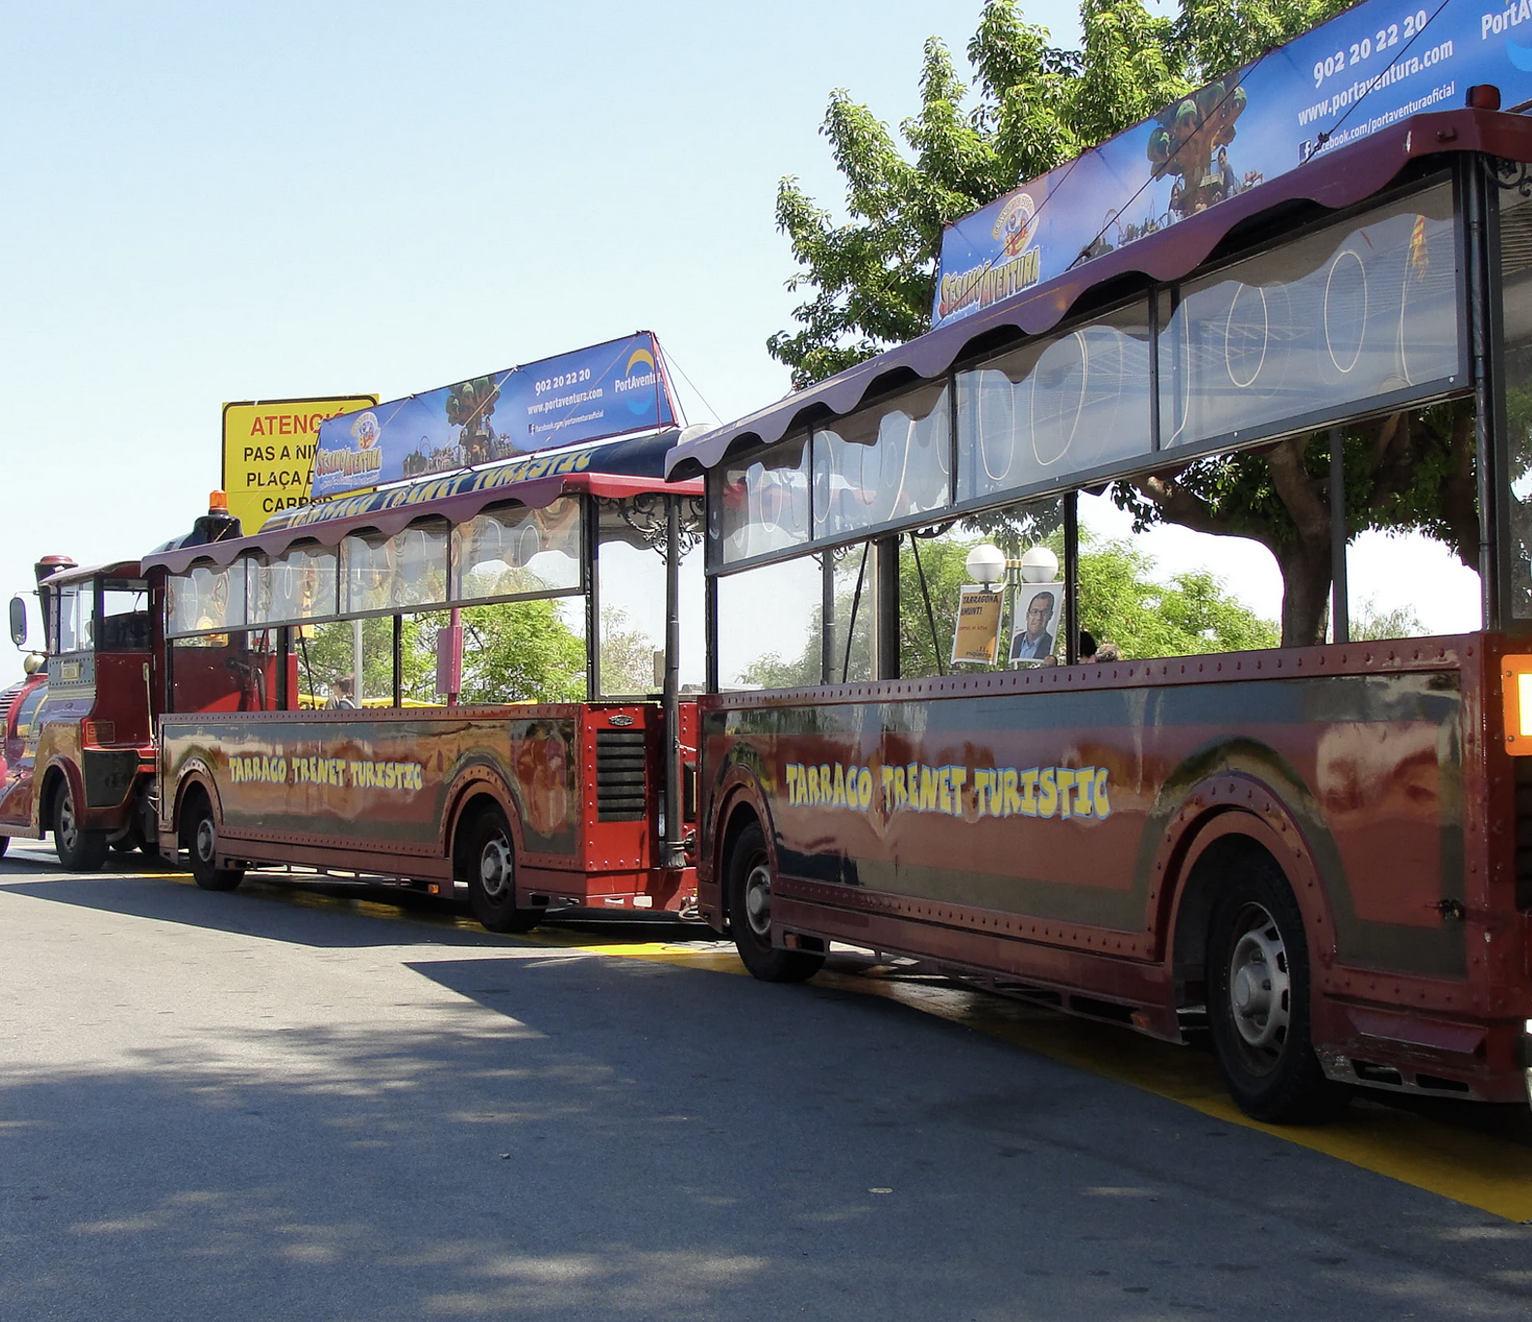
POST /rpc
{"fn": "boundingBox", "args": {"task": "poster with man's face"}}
[1009,582,1063,666]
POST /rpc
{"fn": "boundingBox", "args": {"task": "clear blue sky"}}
[0,0,1080,635]
[0,1,1478,655]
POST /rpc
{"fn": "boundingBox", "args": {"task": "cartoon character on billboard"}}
[1147,77,1249,221]
[351,412,380,450]
[994,192,1038,259]
[446,376,502,467]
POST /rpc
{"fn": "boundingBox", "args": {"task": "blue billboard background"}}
[312,331,677,497]
[935,0,1531,328]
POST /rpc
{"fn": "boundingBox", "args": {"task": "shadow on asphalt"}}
[0,842,712,950]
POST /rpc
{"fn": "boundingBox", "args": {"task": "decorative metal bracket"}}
[596,494,705,555]
[1494,157,1532,199]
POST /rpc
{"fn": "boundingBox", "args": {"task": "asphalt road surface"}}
[3,836,1531,1321]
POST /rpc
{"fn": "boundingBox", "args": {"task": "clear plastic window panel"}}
[956,301,1152,503]
[1499,186,1532,619]
[595,497,705,697]
[166,563,248,638]
[54,586,85,653]
[715,553,824,690]
[342,520,449,614]
[451,497,582,601]
[827,545,878,683]
[297,617,393,707]
[1160,182,1461,452]
[250,545,338,626]
[813,381,950,540]
[99,582,150,651]
[712,437,811,565]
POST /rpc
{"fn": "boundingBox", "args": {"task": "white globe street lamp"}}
[1019,545,1059,583]
[965,543,1007,586]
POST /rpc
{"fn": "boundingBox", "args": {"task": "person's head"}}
[1078,630,1097,659]
[334,675,354,697]
[1025,591,1055,640]
[1094,641,1122,662]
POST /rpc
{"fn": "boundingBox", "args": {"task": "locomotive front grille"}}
[595,728,647,822]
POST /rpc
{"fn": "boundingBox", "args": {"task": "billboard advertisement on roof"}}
[311,332,677,498]
[934,0,1532,329]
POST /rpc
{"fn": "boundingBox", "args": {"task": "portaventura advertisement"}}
[934,0,1527,328]
[312,332,677,497]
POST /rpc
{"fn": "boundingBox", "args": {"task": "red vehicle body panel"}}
[696,636,1532,1103]
[157,699,699,911]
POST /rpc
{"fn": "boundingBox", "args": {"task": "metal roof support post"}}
[662,494,686,869]
[875,535,899,681]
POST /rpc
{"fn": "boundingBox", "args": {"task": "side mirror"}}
[9,596,27,649]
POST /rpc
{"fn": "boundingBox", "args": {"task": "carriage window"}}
[956,301,1152,504]
[99,581,150,651]
[712,437,811,565]
[166,563,247,639]
[1501,185,1532,622]
[716,552,823,690]
[1160,181,1461,453]
[249,544,338,626]
[595,497,705,697]
[451,497,582,601]
[297,617,394,707]
[813,381,950,540]
[342,520,449,614]
[54,586,86,653]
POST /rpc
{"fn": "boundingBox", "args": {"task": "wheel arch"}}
[169,763,223,834]
[709,774,771,926]
[38,758,84,833]
[1161,785,1335,1014]
[442,771,523,881]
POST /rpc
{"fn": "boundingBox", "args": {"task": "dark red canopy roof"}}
[666,107,1532,478]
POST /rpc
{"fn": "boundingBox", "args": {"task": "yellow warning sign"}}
[222,395,377,534]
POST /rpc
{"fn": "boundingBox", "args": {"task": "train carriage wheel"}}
[1206,853,1350,1124]
[465,806,540,934]
[726,821,823,983]
[179,790,245,892]
[53,780,109,872]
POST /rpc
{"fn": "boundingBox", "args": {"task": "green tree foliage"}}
[1076,537,1279,655]
[768,0,1347,387]
[737,528,1279,687]
[769,0,1474,648]
[295,602,587,706]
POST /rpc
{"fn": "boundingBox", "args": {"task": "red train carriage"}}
[668,106,1532,1121]
[142,444,705,933]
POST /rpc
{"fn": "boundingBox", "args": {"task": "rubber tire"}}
[1207,853,1351,1124]
[54,782,110,872]
[726,821,823,983]
[465,808,540,934]
[180,793,245,892]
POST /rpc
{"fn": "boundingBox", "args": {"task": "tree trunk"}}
[1274,538,1332,647]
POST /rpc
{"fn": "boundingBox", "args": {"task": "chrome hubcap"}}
[1228,904,1291,1053]
[479,835,513,900]
[744,862,772,938]
[58,796,78,849]
[195,818,216,865]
